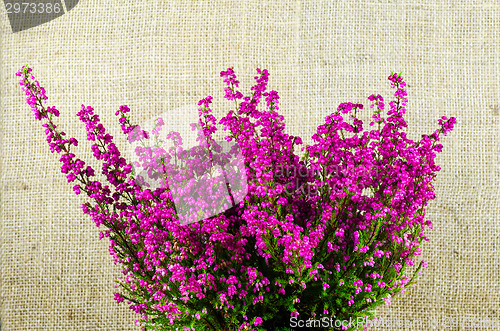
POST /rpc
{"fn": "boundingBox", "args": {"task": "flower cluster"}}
[17,65,455,331]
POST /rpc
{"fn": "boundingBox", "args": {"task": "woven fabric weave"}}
[1,0,499,330]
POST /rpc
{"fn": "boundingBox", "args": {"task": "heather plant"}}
[17,65,455,331]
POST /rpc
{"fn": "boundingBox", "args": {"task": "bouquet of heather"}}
[17,65,455,331]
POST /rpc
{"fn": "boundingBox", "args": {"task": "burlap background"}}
[1,0,499,330]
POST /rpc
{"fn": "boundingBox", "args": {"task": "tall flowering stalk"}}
[17,65,455,331]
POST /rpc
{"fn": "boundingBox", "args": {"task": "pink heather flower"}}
[114,293,124,304]
[383,296,392,307]
[353,231,360,245]
[348,296,355,306]
[353,280,363,287]
[254,317,263,326]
